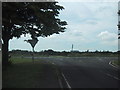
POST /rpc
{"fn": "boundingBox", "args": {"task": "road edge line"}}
[57,73,63,88]
[61,72,71,89]
[53,63,63,89]
[109,61,119,69]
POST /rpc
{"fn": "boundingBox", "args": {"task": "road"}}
[35,57,119,88]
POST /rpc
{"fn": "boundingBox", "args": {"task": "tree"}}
[2,2,67,65]
[118,10,120,39]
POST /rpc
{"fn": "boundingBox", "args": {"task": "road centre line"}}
[61,72,71,89]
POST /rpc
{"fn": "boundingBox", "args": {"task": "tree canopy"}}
[2,2,67,65]
[2,2,67,40]
[118,10,120,39]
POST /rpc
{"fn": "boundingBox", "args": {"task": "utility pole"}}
[72,44,73,52]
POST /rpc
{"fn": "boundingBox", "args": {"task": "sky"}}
[9,0,119,52]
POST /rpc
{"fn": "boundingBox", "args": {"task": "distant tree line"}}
[9,49,119,57]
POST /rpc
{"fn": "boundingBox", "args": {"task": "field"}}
[9,50,118,58]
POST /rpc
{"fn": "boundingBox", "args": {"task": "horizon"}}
[9,48,119,52]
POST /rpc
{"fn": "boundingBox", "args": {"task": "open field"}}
[9,50,118,58]
[9,52,118,58]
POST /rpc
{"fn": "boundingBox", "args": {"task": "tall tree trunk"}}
[2,39,9,66]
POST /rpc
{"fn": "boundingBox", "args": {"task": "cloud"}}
[98,31,117,40]
[97,31,118,46]
[85,19,98,25]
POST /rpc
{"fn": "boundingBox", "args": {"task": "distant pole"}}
[72,44,73,52]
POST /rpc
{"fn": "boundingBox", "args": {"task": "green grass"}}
[68,53,118,57]
[112,60,120,66]
[10,53,118,58]
[10,57,31,63]
[3,57,58,88]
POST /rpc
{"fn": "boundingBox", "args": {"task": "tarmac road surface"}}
[31,56,119,88]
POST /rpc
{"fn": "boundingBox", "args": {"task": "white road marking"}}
[52,62,63,88]
[52,62,55,65]
[98,58,104,62]
[100,70,120,81]
[57,73,63,88]
[51,62,64,88]
[61,73,71,89]
[109,61,119,69]
[105,73,120,80]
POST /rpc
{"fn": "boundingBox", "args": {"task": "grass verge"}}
[3,57,59,88]
[111,60,120,67]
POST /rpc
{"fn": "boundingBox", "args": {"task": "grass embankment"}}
[3,57,58,88]
[111,60,120,67]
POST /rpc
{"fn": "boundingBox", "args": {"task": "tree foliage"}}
[2,2,67,65]
[118,10,120,39]
[2,2,67,40]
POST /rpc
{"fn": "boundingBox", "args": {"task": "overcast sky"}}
[9,0,119,52]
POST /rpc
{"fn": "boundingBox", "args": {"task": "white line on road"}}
[104,73,120,80]
[109,61,119,69]
[51,62,64,88]
[61,72,71,89]
[52,62,55,65]
[53,62,63,88]
[57,73,63,88]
